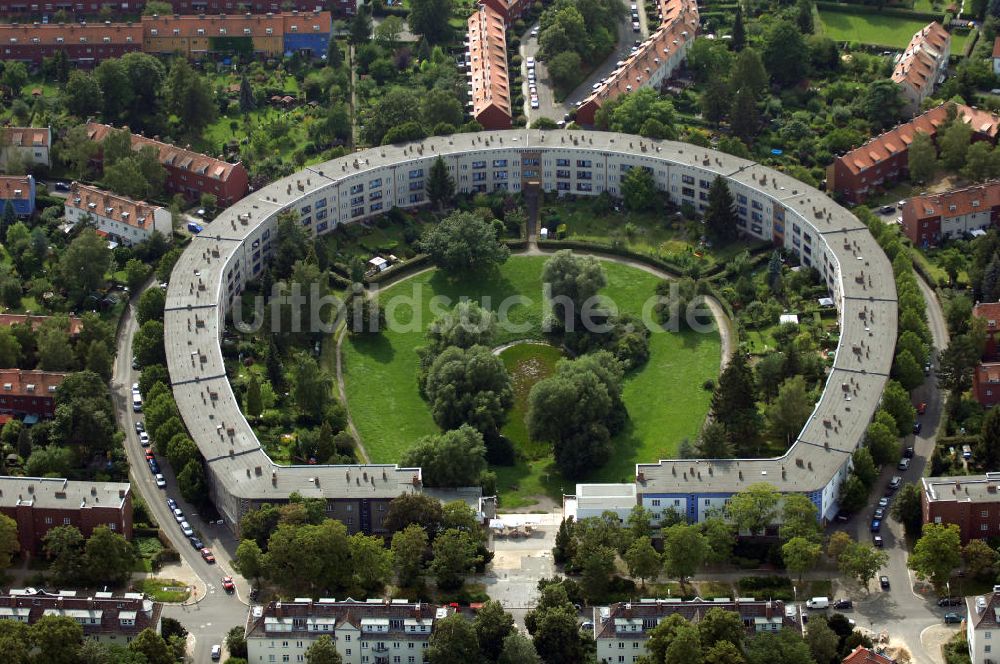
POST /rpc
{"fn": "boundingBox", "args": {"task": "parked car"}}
[189,537,203,550]
[873,535,883,548]
[888,476,901,490]
[880,205,895,214]
[805,597,829,609]
[880,576,890,589]
[874,508,885,520]
[833,599,852,610]
[173,508,184,522]
[154,474,166,488]
[924,361,932,376]
[531,100,540,109]
[938,597,963,607]
[903,446,914,458]
[180,521,194,537]
[166,498,177,511]
[222,576,235,593]
[835,511,851,522]
[898,458,910,471]
[913,421,922,435]
[145,449,154,461]
[870,519,881,533]
[211,644,221,661]
[139,432,150,446]
[963,444,973,460]
[201,548,216,563]
[944,613,962,624]
[134,421,144,434]
[54,182,70,192]
[148,459,159,474]
[878,497,890,508]
[580,620,594,631]
[917,402,927,414]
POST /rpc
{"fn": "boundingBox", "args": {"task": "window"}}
[370,178,382,188]
[983,511,990,517]
[737,194,747,204]
[983,524,990,532]
[681,174,695,185]
[493,159,507,167]
[63,517,71,525]
[472,161,486,169]
[682,187,695,198]
[409,169,424,178]
[350,184,364,194]
[556,170,570,179]
[651,499,660,506]
[577,159,593,168]
[556,159,570,166]
[577,171,592,180]
[699,179,711,189]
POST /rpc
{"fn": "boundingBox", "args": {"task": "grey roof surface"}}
[165,130,896,504]
[923,473,1000,504]
[0,476,129,510]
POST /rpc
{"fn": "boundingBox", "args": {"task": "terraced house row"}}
[163,130,895,535]
[0,0,352,16]
[575,0,699,125]
[0,10,330,65]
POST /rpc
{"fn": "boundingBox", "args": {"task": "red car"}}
[222,576,235,592]
[145,450,155,460]
[917,402,927,415]
[200,548,216,564]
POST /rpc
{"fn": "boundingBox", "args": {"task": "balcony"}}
[372,645,389,654]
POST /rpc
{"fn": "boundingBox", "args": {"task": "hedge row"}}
[815,2,944,21]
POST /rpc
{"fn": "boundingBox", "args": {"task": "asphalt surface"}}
[826,272,952,664]
[521,0,650,124]
[112,284,249,661]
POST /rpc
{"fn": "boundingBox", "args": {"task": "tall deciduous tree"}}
[474,600,514,663]
[305,635,343,664]
[725,483,779,536]
[420,211,510,273]
[766,375,813,447]
[908,523,962,591]
[661,523,708,587]
[625,536,661,588]
[400,425,488,488]
[782,536,822,583]
[391,524,429,586]
[762,20,808,87]
[408,0,454,43]
[430,528,480,590]
[163,59,217,136]
[424,348,513,436]
[838,542,888,593]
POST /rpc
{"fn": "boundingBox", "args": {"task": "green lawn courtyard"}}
[340,255,721,508]
[818,10,941,48]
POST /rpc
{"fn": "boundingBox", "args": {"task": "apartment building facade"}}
[0,476,132,555]
[65,182,172,246]
[968,589,1000,664]
[0,0,351,16]
[0,175,35,216]
[0,127,51,170]
[143,11,330,58]
[892,22,951,116]
[594,598,799,664]
[576,0,698,126]
[86,122,249,206]
[466,3,511,130]
[971,303,1000,407]
[828,103,1000,204]
[0,588,159,645]
[0,21,141,65]
[245,598,446,664]
[921,475,1000,543]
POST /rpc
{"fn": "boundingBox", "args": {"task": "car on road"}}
[526,56,534,66]
[924,361,932,375]
[938,597,963,606]
[530,27,538,37]
[880,576,890,589]
[903,446,914,458]
[173,507,184,522]
[873,535,883,548]
[531,99,540,109]
[580,620,594,631]
[870,519,881,533]
[632,21,640,32]
[201,548,216,563]
[190,536,203,549]
[888,476,901,491]
[898,458,910,471]
[835,511,851,522]
[873,508,885,520]
[145,449,155,460]
[913,421,922,435]
[222,576,235,593]
[166,498,177,511]
[878,497,890,508]
[131,383,140,394]
[917,402,927,414]
[139,432,150,446]
[211,644,221,661]
[131,356,140,370]
[180,521,194,537]
[833,599,852,610]
[898,200,906,208]
[148,458,159,474]
[134,421,144,434]
[879,205,895,214]
[944,613,962,624]
[154,474,166,488]
[54,182,70,192]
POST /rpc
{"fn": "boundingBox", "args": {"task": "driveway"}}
[521,0,651,124]
[827,272,949,664]
[113,283,250,661]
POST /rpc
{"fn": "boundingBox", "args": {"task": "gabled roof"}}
[907,182,1000,222]
[141,11,331,39]
[891,24,950,95]
[974,302,1000,325]
[595,598,798,641]
[0,176,32,201]
[66,182,164,231]
[578,0,698,111]
[0,22,142,46]
[969,592,1000,631]
[1,127,49,148]
[246,599,445,640]
[467,4,511,123]
[0,369,66,399]
[0,589,157,636]
[842,646,894,664]
[85,123,242,182]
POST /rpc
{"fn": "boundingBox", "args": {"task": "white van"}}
[805,597,829,609]
[132,394,142,412]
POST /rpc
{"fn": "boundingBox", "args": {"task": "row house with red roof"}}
[85,123,249,206]
[0,588,155,644]
[466,3,511,130]
[0,21,142,65]
[892,22,950,117]
[827,103,1000,204]
[575,0,698,126]
[65,182,172,246]
[900,182,1000,246]
[0,0,353,18]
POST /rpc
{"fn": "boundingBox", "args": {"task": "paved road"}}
[828,272,951,664]
[112,285,249,661]
[521,0,650,124]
